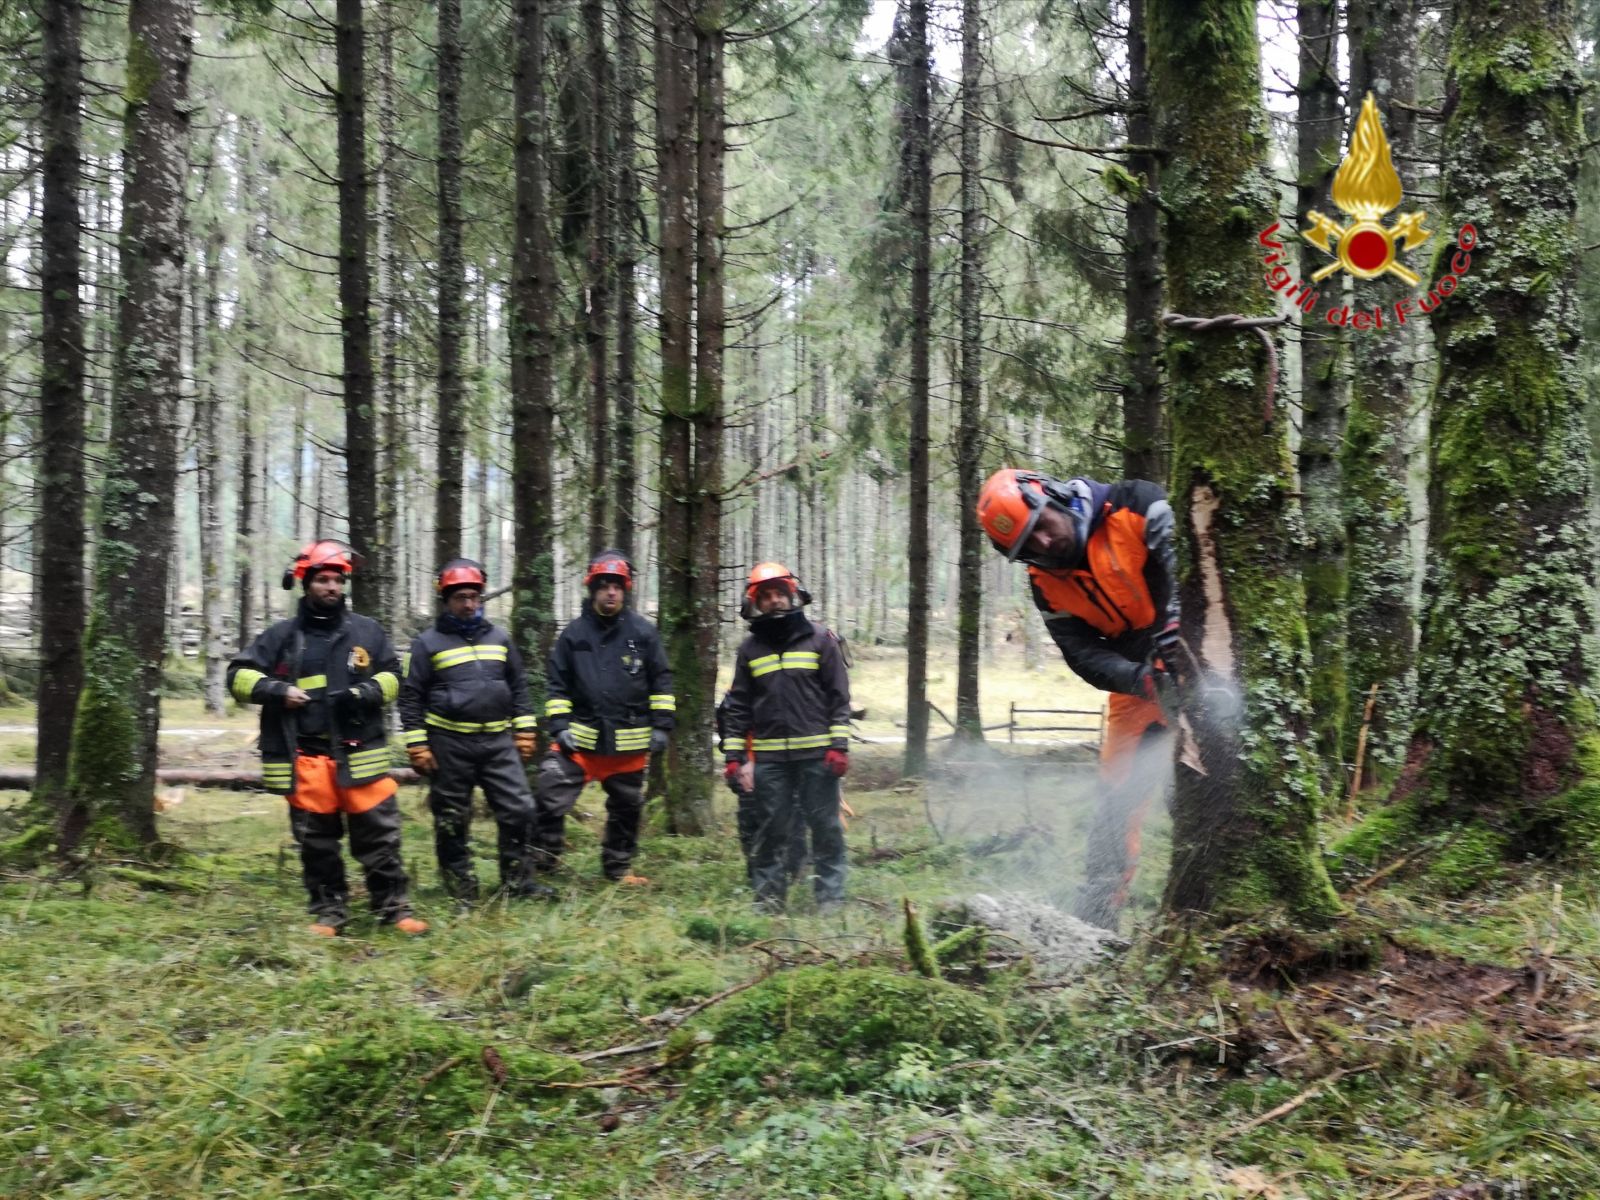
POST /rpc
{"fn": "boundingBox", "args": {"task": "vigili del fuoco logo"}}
[1258,92,1477,332]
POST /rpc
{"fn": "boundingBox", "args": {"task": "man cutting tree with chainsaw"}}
[977,469,1184,929]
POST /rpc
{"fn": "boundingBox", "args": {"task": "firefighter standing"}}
[534,550,674,885]
[399,559,546,902]
[227,540,426,937]
[721,562,852,913]
[976,469,1181,929]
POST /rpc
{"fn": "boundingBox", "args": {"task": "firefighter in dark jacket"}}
[722,562,852,912]
[399,559,546,902]
[534,550,674,885]
[977,469,1180,929]
[227,540,426,937]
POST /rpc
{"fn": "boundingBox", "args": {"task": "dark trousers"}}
[736,790,807,883]
[289,797,410,925]
[427,730,538,898]
[748,757,846,908]
[534,750,646,879]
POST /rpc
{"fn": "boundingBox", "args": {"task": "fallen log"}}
[0,767,424,790]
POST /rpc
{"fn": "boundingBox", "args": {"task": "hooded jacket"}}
[544,603,675,755]
[227,600,401,795]
[1025,476,1180,696]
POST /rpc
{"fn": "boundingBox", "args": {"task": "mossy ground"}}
[2,651,1597,1197]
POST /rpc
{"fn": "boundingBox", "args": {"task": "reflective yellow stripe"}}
[752,734,833,751]
[373,671,399,704]
[546,698,573,716]
[512,714,538,730]
[403,728,430,746]
[569,722,599,749]
[347,751,392,776]
[749,654,781,677]
[431,645,510,670]
[425,712,512,734]
[297,674,327,690]
[649,694,676,710]
[231,668,266,702]
[401,650,412,675]
[614,725,652,750]
[781,652,819,670]
[829,726,851,738]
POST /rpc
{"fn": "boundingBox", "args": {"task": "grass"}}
[4,752,1599,1198]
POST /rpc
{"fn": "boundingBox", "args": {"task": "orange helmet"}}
[584,549,634,591]
[437,557,487,596]
[283,539,361,590]
[976,469,1060,562]
[746,561,798,604]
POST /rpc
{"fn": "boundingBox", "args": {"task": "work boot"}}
[390,915,429,936]
[308,921,340,938]
[607,873,651,887]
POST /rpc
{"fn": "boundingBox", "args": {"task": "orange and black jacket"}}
[1027,477,1179,696]
[399,618,537,744]
[722,612,851,763]
[226,602,401,796]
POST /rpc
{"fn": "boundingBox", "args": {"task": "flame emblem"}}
[1301,93,1430,286]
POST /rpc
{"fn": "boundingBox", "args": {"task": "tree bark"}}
[613,0,640,552]
[1401,0,1596,874]
[375,11,401,622]
[1295,0,1347,786]
[902,0,933,778]
[32,0,88,820]
[1121,0,1164,483]
[68,0,195,852]
[236,119,261,653]
[434,0,466,566]
[335,0,381,620]
[1342,0,1420,791]
[584,0,613,554]
[1148,0,1341,925]
[511,0,558,697]
[953,0,984,742]
[197,216,226,715]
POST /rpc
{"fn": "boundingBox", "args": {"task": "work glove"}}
[334,680,382,723]
[1136,664,1180,720]
[1154,619,1182,659]
[407,744,437,776]
[555,728,579,755]
[824,749,849,778]
[724,759,744,787]
[649,729,670,755]
[514,732,538,762]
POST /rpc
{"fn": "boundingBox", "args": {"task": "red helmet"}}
[745,561,798,604]
[976,469,1058,562]
[437,557,488,596]
[283,539,362,590]
[584,549,634,591]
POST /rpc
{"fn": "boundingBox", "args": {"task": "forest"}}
[2,0,1599,1196]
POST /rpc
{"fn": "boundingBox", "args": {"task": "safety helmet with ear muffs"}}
[975,469,1080,568]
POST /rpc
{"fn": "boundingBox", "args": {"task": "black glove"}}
[333,686,367,723]
[649,729,669,755]
[555,728,579,755]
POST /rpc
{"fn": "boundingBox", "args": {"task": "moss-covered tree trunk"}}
[1295,0,1347,786]
[1399,0,1598,878]
[67,0,195,853]
[1341,0,1421,793]
[1148,0,1341,925]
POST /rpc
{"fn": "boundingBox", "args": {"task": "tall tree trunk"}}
[1342,0,1420,792]
[335,0,381,620]
[375,12,401,621]
[1400,0,1596,875]
[683,0,725,829]
[902,0,933,777]
[32,0,88,821]
[1121,0,1163,482]
[1148,0,1341,924]
[511,0,558,696]
[613,0,640,551]
[68,0,194,852]
[953,0,984,742]
[197,221,226,715]
[1295,0,1347,786]
[585,0,613,554]
[654,0,710,833]
[236,119,260,652]
[434,0,465,566]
